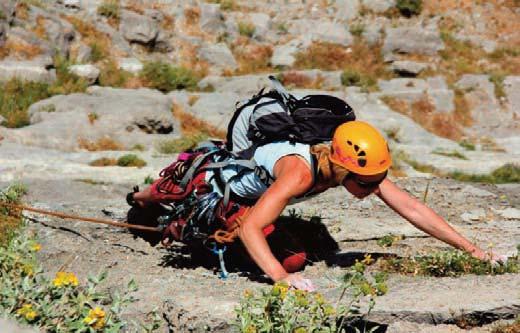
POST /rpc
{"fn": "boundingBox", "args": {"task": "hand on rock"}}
[282,273,315,292]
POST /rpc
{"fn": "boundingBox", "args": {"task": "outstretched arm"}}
[375,179,489,259]
[238,155,314,282]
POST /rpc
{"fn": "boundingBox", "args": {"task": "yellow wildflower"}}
[16,304,38,321]
[323,305,336,316]
[314,293,325,305]
[294,327,308,333]
[361,254,374,265]
[23,264,34,277]
[243,289,253,298]
[244,325,257,333]
[83,307,106,330]
[30,243,42,252]
[53,271,79,287]
[272,282,289,299]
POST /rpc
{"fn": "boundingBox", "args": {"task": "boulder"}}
[200,3,225,33]
[0,60,56,83]
[334,0,360,22]
[504,76,520,118]
[361,0,396,13]
[390,60,429,76]
[68,64,100,85]
[289,19,353,46]
[271,37,312,68]
[120,10,159,44]
[383,24,444,55]
[198,43,238,73]
[249,13,271,39]
[117,57,143,74]
[3,87,179,151]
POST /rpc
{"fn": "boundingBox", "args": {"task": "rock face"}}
[504,76,520,118]
[117,57,143,74]
[390,61,429,76]
[198,43,238,73]
[0,60,56,83]
[383,24,445,55]
[2,87,179,151]
[120,10,159,44]
[0,318,39,333]
[362,0,396,13]
[200,3,226,33]
[290,19,353,46]
[271,37,311,68]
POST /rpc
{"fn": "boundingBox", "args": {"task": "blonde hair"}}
[310,144,350,185]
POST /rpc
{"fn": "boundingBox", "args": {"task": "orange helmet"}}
[329,121,392,175]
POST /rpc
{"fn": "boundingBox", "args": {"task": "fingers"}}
[284,274,316,292]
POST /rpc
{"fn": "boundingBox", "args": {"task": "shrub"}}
[377,234,404,247]
[349,23,365,37]
[0,183,28,246]
[0,229,159,331]
[117,154,147,168]
[140,61,199,92]
[156,134,207,154]
[98,60,132,87]
[0,79,50,128]
[89,157,118,167]
[65,16,111,61]
[448,163,520,184]
[97,0,120,23]
[341,69,377,92]
[379,250,519,277]
[144,175,154,185]
[459,140,476,151]
[49,56,89,95]
[235,258,387,332]
[78,137,124,151]
[237,21,255,38]
[396,0,422,17]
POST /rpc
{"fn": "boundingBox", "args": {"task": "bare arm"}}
[375,179,487,258]
[238,156,313,281]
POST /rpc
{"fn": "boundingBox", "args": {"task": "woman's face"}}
[342,171,387,199]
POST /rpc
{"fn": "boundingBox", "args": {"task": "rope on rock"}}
[0,201,162,233]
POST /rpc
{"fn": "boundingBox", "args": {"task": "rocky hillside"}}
[0,0,519,332]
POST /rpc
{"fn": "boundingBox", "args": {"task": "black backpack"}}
[226,76,356,159]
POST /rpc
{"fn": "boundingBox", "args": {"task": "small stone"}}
[68,64,100,85]
[495,208,520,220]
[460,208,486,223]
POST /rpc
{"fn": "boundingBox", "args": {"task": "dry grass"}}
[453,89,473,127]
[232,38,273,74]
[294,40,391,90]
[89,157,117,167]
[184,6,200,26]
[277,71,325,89]
[63,16,112,62]
[15,2,30,20]
[1,38,43,60]
[78,137,124,151]
[382,95,464,140]
[188,95,200,106]
[32,15,48,39]
[172,103,226,138]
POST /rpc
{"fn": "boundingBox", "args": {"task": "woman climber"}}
[128,120,506,291]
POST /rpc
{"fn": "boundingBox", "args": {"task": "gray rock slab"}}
[271,37,312,68]
[334,0,360,22]
[504,76,520,118]
[383,24,444,55]
[74,43,92,63]
[0,0,16,24]
[460,208,486,224]
[186,92,241,131]
[200,3,225,33]
[0,60,56,83]
[248,12,271,39]
[0,318,39,333]
[494,208,520,220]
[362,17,387,46]
[390,60,429,76]
[198,43,238,73]
[361,0,396,13]
[289,19,353,46]
[120,10,159,44]
[197,74,271,96]
[116,57,143,74]
[68,64,100,84]
[3,87,178,151]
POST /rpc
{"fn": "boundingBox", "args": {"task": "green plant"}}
[0,228,146,331]
[377,234,403,248]
[341,69,377,92]
[49,56,89,95]
[140,61,199,92]
[379,250,519,277]
[276,22,289,34]
[89,157,117,167]
[349,24,365,37]
[97,0,120,22]
[448,163,520,184]
[489,72,506,100]
[459,140,476,151]
[235,258,386,332]
[237,21,255,38]
[117,154,147,168]
[99,60,131,87]
[0,183,28,246]
[431,148,468,160]
[207,0,237,10]
[396,0,422,17]
[0,79,50,128]
[132,144,145,151]
[144,175,154,185]
[156,134,207,154]
[88,42,106,63]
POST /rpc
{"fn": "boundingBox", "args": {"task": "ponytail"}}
[310,144,350,185]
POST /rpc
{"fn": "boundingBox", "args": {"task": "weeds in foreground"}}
[0,79,50,128]
[377,234,404,248]
[140,61,199,92]
[379,250,519,277]
[0,228,161,331]
[235,259,387,332]
[116,154,147,167]
[0,184,28,246]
